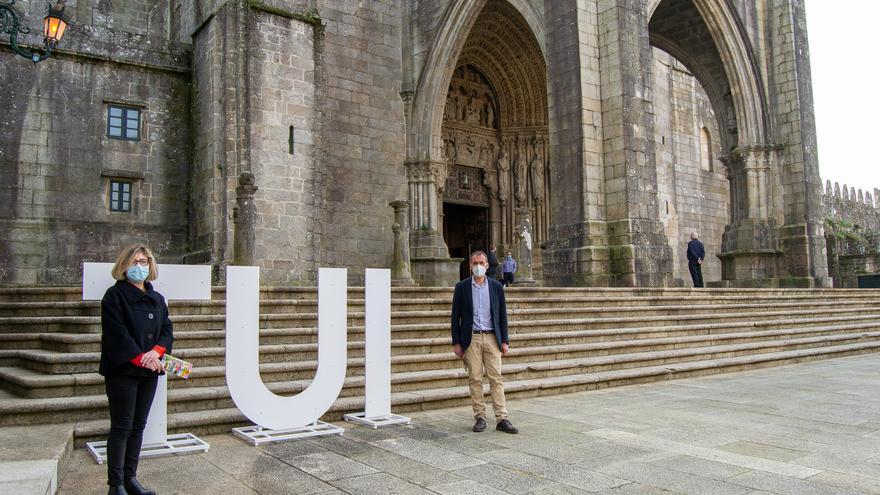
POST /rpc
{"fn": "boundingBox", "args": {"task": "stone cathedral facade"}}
[0,0,828,288]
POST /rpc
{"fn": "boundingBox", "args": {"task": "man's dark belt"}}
[473,330,494,334]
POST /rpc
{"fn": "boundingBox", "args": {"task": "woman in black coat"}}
[100,244,173,495]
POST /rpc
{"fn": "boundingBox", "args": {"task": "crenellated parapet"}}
[823,179,880,287]
[823,179,880,233]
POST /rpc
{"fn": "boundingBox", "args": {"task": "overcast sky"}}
[805,0,880,196]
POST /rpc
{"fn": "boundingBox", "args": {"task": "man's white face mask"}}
[472,264,487,277]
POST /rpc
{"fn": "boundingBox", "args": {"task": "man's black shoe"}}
[124,478,156,495]
[473,417,487,432]
[108,487,128,495]
[496,419,519,434]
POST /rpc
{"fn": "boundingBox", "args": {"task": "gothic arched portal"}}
[649,0,818,286]
[440,0,548,280]
[648,0,827,286]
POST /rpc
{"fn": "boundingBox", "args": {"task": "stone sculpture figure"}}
[496,149,510,203]
[465,90,481,125]
[529,141,544,202]
[513,146,528,207]
[458,87,468,121]
[445,91,456,121]
[444,137,457,165]
[478,142,492,168]
[463,135,476,164]
[484,95,495,128]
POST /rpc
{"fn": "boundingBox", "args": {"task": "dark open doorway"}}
[443,202,489,280]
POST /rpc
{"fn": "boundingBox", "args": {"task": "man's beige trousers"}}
[463,332,508,421]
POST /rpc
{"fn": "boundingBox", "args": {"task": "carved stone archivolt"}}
[415,0,550,267]
[444,66,497,129]
[437,57,551,250]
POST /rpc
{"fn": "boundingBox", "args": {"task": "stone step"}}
[2,328,878,406]
[3,322,879,399]
[7,311,880,367]
[3,285,880,446]
[56,341,880,443]
[3,315,878,376]
[2,302,879,335]
[1,307,878,359]
[3,285,880,303]
[4,292,880,317]
[3,312,877,357]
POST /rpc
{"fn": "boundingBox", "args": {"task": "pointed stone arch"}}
[407,0,546,164]
[405,0,547,285]
[649,0,769,150]
[647,0,826,287]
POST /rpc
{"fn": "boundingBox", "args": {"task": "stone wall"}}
[0,1,191,284]
[822,181,880,287]
[312,0,407,284]
[189,1,407,285]
[823,182,880,232]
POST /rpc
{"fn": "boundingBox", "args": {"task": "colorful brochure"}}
[161,354,193,379]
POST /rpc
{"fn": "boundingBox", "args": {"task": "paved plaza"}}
[56,355,880,494]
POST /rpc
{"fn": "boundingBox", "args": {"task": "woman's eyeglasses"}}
[131,259,150,267]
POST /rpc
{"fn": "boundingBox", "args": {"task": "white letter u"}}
[225,266,348,430]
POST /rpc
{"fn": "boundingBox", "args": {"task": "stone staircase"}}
[1,286,880,444]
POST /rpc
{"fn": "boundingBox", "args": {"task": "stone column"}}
[483,168,502,247]
[718,146,782,284]
[233,171,258,266]
[389,200,415,286]
[513,207,536,285]
[406,161,445,248]
[406,160,460,285]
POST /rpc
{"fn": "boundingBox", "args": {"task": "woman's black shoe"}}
[108,486,128,495]
[124,478,156,495]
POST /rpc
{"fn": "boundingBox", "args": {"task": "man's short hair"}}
[690,231,698,239]
[470,250,488,262]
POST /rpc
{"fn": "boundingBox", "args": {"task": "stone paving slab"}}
[51,354,880,494]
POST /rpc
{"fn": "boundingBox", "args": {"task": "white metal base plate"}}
[343,412,412,429]
[85,433,210,465]
[231,421,344,446]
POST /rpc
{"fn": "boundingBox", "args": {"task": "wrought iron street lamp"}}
[0,0,70,64]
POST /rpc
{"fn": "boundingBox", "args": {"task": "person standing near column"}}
[501,251,517,287]
[486,245,500,280]
[100,244,173,495]
[687,232,705,288]
[450,250,519,434]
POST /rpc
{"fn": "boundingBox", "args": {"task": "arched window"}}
[699,126,712,171]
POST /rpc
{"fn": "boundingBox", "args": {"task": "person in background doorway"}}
[687,232,705,288]
[450,250,518,434]
[100,244,173,495]
[501,251,517,287]
[486,245,500,280]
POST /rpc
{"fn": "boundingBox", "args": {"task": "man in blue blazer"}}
[451,250,518,434]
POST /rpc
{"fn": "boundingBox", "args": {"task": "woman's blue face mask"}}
[126,264,149,282]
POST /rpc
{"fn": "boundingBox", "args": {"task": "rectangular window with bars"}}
[110,180,132,212]
[107,105,141,141]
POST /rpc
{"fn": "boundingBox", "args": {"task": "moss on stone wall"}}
[247,1,324,31]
